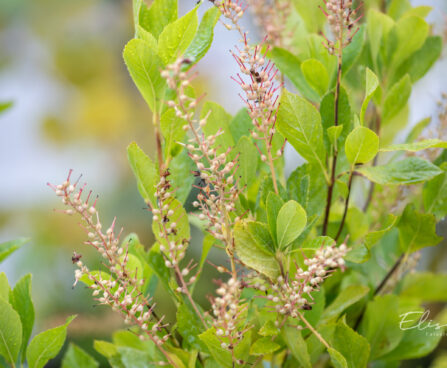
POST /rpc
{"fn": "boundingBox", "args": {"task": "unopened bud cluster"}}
[211,277,249,360]
[50,171,169,344]
[162,59,240,247]
[214,0,246,32]
[321,0,361,53]
[247,0,290,47]
[261,244,348,318]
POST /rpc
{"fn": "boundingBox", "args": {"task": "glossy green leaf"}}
[27,315,76,368]
[234,221,280,279]
[250,336,280,356]
[229,108,252,143]
[397,205,442,252]
[9,274,34,362]
[247,221,275,254]
[200,102,234,154]
[283,326,311,368]
[123,39,166,113]
[359,295,403,359]
[367,9,394,64]
[332,319,370,368]
[0,238,30,263]
[301,58,329,96]
[364,214,398,250]
[199,328,232,368]
[160,109,186,158]
[292,0,325,33]
[277,91,327,178]
[276,200,307,249]
[328,347,348,368]
[177,303,207,351]
[391,15,429,68]
[327,125,343,149]
[360,68,379,125]
[235,136,258,187]
[0,273,9,301]
[138,0,177,39]
[357,157,442,185]
[184,7,220,65]
[400,272,447,302]
[405,117,431,143]
[269,47,319,102]
[62,343,99,368]
[345,127,379,165]
[342,25,365,75]
[127,142,159,206]
[259,320,280,337]
[0,298,22,366]
[383,75,412,123]
[423,162,447,220]
[320,285,369,324]
[169,149,195,204]
[381,139,447,152]
[158,7,198,65]
[266,192,284,247]
[393,36,442,84]
[388,0,411,20]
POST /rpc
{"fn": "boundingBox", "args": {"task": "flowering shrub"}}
[25,0,447,366]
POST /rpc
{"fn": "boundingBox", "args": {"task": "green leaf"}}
[0,298,22,365]
[380,321,442,361]
[364,214,398,250]
[127,142,159,206]
[287,163,326,218]
[27,315,76,368]
[247,221,275,254]
[276,200,307,249]
[423,162,447,219]
[158,7,198,65]
[359,295,403,359]
[229,108,252,142]
[184,7,220,65]
[383,74,412,123]
[0,101,13,114]
[138,0,177,39]
[328,347,348,368]
[177,303,206,351]
[405,117,431,143]
[400,272,447,302]
[269,47,319,102]
[160,109,186,158]
[259,320,280,337]
[277,91,327,179]
[199,328,232,368]
[0,238,30,263]
[367,9,395,64]
[342,25,365,75]
[357,157,442,185]
[360,68,379,125]
[381,139,447,152]
[282,326,311,368]
[388,0,411,20]
[266,193,284,248]
[320,285,369,324]
[292,0,326,33]
[391,15,429,68]
[393,36,442,84]
[0,273,10,301]
[397,205,442,253]
[123,38,166,113]
[234,136,258,187]
[234,221,280,279]
[62,344,99,368]
[200,102,234,154]
[345,127,379,165]
[147,246,177,299]
[301,59,329,96]
[327,125,343,149]
[136,25,157,48]
[332,319,370,368]
[169,149,195,204]
[9,274,34,362]
[249,336,280,356]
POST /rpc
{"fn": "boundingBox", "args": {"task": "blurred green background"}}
[1,0,447,366]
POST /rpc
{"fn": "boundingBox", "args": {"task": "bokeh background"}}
[1,0,447,366]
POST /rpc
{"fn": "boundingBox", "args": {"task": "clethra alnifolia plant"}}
[48,0,447,366]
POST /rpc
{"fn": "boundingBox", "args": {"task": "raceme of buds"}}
[214,0,246,32]
[261,243,349,318]
[162,58,240,270]
[320,0,362,53]
[211,277,250,363]
[247,0,291,47]
[49,171,172,350]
